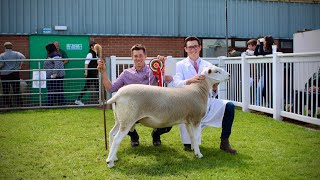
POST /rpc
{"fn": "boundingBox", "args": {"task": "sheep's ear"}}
[208,69,212,74]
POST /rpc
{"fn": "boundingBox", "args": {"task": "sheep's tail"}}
[107,94,118,104]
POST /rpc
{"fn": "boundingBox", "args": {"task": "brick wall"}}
[0,35,29,58]
[0,35,30,79]
[90,36,185,57]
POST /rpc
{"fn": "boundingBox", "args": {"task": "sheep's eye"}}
[208,69,212,74]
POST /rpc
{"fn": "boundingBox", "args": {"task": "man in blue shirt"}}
[0,42,26,107]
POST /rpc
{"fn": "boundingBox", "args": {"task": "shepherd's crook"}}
[94,44,108,150]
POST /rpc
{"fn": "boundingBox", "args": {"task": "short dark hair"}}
[46,43,57,54]
[131,44,146,54]
[247,39,257,46]
[184,36,201,47]
[89,41,96,47]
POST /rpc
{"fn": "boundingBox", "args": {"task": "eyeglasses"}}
[186,45,200,50]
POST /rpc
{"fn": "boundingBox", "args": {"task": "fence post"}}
[273,45,283,120]
[218,56,227,100]
[110,56,117,83]
[242,55,250,112]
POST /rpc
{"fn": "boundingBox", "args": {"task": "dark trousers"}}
[221,102,235,139]
[47,77,65,106]
[1,72,22,106]
[128,127,172,141]
[77,78,99,100]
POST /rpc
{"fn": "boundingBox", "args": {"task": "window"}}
[281,41,293,49]
[202,39,231,57]
[234,40,247,48]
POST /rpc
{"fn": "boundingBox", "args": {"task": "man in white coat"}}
[172,36,237,154]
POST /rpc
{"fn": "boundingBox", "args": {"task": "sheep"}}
[106,65,230,168]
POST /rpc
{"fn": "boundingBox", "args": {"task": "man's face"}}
[132,49,146,70]
[54,42,60,49]
[248,44,256,51]
[185,40,201,60]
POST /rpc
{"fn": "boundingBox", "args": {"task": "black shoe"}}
[151,129,161,146]
[128,129,139,147]
[131,140,139,147]
[184,144,192,151]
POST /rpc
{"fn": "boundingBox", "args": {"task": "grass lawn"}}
[0,108,319,179]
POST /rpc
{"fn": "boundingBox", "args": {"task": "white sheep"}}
[106,65,230,168]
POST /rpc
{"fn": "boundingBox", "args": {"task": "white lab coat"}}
[173,57,227,144]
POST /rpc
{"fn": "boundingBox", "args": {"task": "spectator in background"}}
[44,43,65,106]
[254,35,274,107]
[242,39,258,102]
[0,42,25,107]
[242,39,257,56]
[75,41,99,105]
[54,41,69,64]
[296,68,320,118]
[228,47,241,57]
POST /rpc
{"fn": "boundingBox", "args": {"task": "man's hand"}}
[187,74,205,85]
[98,60,106,72]
[84,71,88,78]
[157,55,167,62]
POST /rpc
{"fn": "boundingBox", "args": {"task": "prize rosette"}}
[149,58,163,73]
[149,58,164,87]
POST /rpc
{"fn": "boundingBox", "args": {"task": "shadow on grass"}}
[107,144,252,176]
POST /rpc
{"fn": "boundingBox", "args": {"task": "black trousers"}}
[1,72,22,106]
[77,78,99,100]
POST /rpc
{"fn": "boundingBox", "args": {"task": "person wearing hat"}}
[0,42,26,107]
[75,41,99,105]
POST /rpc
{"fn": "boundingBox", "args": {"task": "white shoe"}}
[75,100,84,105]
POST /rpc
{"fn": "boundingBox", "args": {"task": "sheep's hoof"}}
[196,153,203,159]
[106,160,114,168]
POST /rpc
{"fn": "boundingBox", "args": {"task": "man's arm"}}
[61,50,69,64]
[97,60,112,91]
[173,62,205,87]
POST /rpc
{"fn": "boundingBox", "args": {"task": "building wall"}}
[1,0,319,39]
[0,35,185,58]
[91,36,185,57]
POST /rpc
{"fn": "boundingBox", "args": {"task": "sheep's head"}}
[201,65,230,83]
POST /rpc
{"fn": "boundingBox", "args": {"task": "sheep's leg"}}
[185,124,194,150]
[192,125,203,158]
[109,121,120,161]
[106,124,134,168]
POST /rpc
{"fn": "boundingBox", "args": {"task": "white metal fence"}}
[110,51,320,125]
[0,58,102,110]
